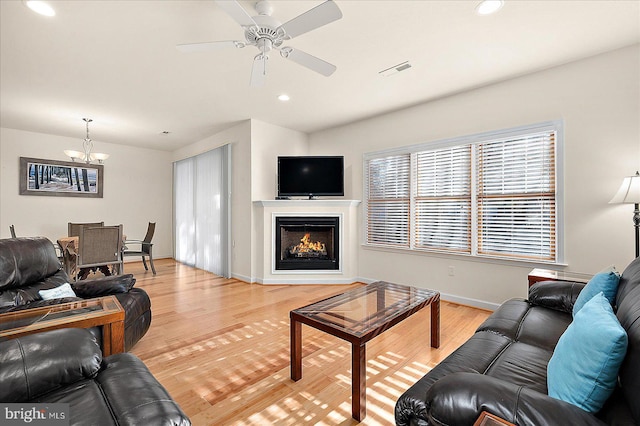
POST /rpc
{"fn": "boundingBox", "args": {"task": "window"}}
[364,121,561,263]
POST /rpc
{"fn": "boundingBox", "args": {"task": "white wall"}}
[309,44,640,308]
[0,127,174,258]
[250,119,309,201]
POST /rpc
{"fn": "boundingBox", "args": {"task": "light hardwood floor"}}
[127,259,491,425]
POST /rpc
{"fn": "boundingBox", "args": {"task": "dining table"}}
[58,235,126,280]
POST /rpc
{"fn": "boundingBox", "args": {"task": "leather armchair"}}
[0,328,190,425]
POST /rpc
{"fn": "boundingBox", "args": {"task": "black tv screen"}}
[278,156,344,197]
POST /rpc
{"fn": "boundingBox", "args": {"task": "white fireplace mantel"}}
[253,199,361,284]
[255,199,361,208]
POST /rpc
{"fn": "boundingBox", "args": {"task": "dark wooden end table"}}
[290,281,440,421]
[474,411,516,426]
[528,268,591,287]
[0,296,125,356]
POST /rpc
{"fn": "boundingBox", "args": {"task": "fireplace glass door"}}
[275,217,339,271]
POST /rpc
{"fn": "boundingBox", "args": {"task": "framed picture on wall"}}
[19,157,104,198]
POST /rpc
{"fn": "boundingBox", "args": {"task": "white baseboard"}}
[256,277,359,285]
[357,276,499,311]
[438,292,500,311]
[231,272,253,283]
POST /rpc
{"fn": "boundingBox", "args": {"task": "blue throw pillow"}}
[572,268,620,316]
[548,292,628,413]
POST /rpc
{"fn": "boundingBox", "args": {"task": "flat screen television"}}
[278,156,344,198]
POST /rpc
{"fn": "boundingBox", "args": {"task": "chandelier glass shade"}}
[65,118,109,164]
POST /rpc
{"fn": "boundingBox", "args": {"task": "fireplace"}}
[275,216,339,271]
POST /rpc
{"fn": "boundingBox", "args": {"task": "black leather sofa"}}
[395,256,640,425]
[0,237,151,350]
[0,328,190,425]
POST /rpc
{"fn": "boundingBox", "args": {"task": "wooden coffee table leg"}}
[352,341,366,421]
[431,297,440,348]
[291,318,302,381]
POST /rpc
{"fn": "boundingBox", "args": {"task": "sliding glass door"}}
[174,145,231,277]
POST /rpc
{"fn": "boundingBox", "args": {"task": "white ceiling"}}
[1,0,639,151]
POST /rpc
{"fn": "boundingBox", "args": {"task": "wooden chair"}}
[76,224,123,281]
[9,225,16,238]
[68,222,104,237]
[124,222,156,275]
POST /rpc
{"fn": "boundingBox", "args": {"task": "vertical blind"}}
[364,124,559,263]
[174,145,231,277]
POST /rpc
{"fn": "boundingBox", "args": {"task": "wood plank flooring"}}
[128,259,491,425]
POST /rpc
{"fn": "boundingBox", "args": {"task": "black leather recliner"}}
[0,328,190,425]
[0,237,151,350]
[395,256,640,425]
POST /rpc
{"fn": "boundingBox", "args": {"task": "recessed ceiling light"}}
[278,94,290,102]
[476,0,504,16]
[24,1,56,17]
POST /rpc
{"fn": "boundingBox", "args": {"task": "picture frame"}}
[19,157,104,198]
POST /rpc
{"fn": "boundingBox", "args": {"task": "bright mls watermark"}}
[1,404,69,425]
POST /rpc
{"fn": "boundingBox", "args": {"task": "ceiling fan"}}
[177,0,343,87]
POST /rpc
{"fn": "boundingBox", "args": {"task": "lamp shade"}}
[63,150,84,160]
[90,152,110,161]
[610,172,640,204]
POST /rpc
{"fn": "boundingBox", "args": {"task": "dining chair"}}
[76,224,123,281]
[68,222,104,237]
[123,222,156,275]
[11,224,64,261]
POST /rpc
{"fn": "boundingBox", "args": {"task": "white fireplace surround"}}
[253,199,360,284]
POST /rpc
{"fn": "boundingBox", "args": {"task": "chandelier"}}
[64,118,109,164]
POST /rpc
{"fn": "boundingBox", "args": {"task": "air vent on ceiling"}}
[379,61,412,77]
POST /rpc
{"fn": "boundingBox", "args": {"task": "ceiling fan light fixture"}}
[476,0,504,16]
[180,0,342,85]
[24,1,55,17]
[278,94,290,101]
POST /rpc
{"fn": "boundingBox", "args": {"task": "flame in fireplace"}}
[293,233,326,254]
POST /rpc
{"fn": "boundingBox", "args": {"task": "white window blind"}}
[365,154,411,247]
[415,146,471,252]
[477,133,556,261]
[364,122,561,264]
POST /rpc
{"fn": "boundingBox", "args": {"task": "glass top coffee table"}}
[290,281,440,421]
[0,296,125,356]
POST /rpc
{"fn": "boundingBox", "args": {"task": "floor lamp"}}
[610,171,640,258]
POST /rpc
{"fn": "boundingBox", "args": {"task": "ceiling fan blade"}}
[214,0,258,27]
[250,55,268,87]
[278,0,342,39]
[176,41,243,53]
[281,47,336,76]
